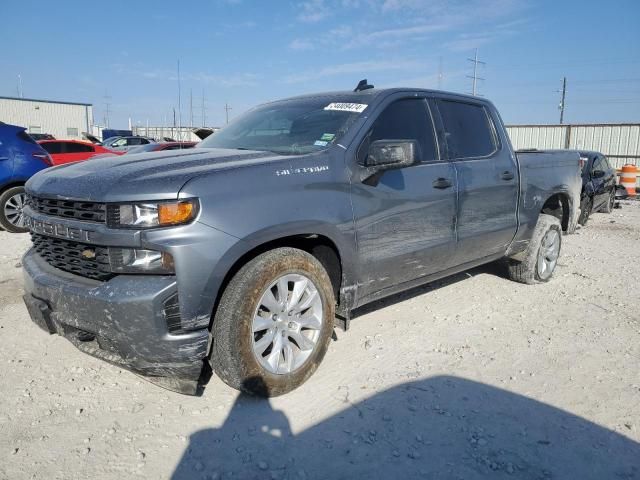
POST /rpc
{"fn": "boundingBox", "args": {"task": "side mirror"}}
[592,169,605,178]
[366,140,418,171]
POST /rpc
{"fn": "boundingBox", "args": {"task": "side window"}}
[364,98,438,162]
[592,156,604,173]
[602,155,612,170]
[40,142,62,154]
[112,138,127,147]
[65,142,93,153]
[437,100,497,159]
[139,138,150,145]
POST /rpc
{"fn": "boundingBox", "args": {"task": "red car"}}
[126,141,197,154]
[38,140,123,165]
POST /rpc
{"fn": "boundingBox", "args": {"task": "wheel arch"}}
[0,180,26,194]
[207,225,356,334]
[540,191,572,232]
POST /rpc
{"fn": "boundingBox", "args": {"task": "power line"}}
[103,90,112,128]
[466,49,485,96]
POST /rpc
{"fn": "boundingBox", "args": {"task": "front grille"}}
[31,233,113,281]
[27,195,106,223]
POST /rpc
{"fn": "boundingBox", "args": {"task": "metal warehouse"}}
[507,123,640,169]
[0,96,93,140]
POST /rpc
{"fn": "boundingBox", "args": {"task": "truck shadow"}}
[172,375,639,479]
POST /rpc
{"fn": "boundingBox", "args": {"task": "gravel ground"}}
[1,202,639,480]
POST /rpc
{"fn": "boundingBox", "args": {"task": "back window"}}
[17,131,38,145]
[438,100,497,159]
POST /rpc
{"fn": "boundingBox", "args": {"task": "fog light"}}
[109,248,175,274]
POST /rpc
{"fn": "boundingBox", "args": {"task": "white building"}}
[0,96,93,140]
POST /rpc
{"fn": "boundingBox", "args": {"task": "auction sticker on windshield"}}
[324,103,368,113]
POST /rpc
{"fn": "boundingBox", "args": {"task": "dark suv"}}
[0,122,52,232]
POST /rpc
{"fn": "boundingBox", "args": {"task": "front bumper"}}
[22,249,210,395]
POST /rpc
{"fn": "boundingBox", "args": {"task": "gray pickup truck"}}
[21,86,581,396]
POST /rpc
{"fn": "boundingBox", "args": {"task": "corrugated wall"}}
[132,126,204,142]
[507,124,640,169]
[0,97,93,140]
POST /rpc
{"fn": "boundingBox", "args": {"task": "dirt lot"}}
[1,203,639,480]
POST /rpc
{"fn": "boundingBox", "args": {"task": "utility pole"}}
[201,89,206,127]
[466,48,485,96]
[189,88,193,128]
[17,74,23,98]
[437,57,443,89]
[559,77,567,124]
[103,91,112,128]
[224,103,232,124]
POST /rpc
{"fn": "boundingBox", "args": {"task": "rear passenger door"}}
[351,96,457,299]
[435,98,518,266]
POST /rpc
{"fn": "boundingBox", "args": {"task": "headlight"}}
[108,199,198,229]
[109,248,175,274]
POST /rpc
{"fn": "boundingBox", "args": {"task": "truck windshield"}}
[198,99,366,155]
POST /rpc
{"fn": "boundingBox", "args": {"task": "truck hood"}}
[26,148,286,202]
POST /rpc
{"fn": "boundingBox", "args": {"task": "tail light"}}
[33,152,52,166]
[579,157,588,171]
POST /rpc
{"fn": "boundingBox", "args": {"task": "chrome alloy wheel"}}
[537,229,560,280]
[252,273,323,375]
[4,191,27,228]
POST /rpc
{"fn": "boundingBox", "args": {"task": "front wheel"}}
[210,247,335,397]
[0,186,29,233]
[578,196,593,226]
[507,213,562,285]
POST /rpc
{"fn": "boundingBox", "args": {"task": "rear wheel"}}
[507,213,562,285]
[599,190,615,213]
[210,247,335,397]
[0,186,28,233]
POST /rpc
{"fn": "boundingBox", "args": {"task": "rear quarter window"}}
[437,100,497,159]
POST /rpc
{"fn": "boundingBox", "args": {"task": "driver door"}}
[350,96,457,301]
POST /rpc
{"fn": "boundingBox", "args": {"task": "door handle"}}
[0,156,9,161]
[500,171,514,180]
[432,177,452,189]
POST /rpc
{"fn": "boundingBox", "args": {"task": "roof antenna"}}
[354,79,374,92]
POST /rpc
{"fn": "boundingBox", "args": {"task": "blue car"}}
[0,122,52,232]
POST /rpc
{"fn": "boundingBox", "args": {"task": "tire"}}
[599,190,615,213]
[0,186,29,233]
[507,213,562,285]
[577,196,592,226]
[210,247,335,397]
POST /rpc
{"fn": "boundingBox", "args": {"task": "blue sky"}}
[1,0,639,128]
